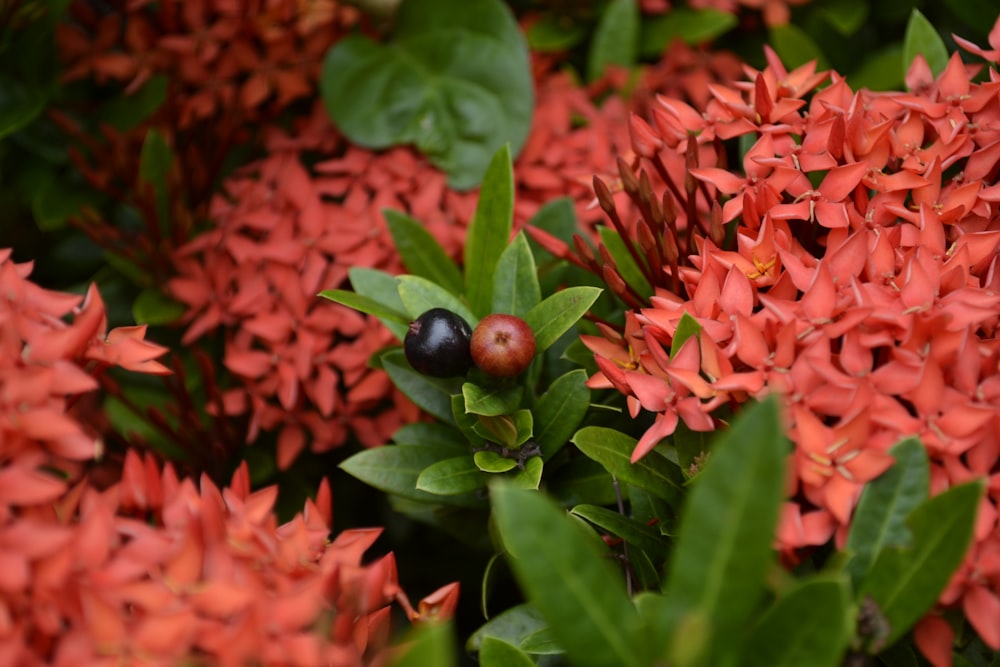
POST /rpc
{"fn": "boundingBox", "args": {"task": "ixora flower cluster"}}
[560,29,1000,660]
[0,250,456,665]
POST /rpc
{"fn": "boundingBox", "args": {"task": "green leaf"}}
[0,76,46,140]
[547,457,620,508]
[848,44,904,91]
[533,369,590,459]
[519,627,563,654]
[524,286,602,355]
[317,289,410,340]
[941,0,1000,40]
[509,456,543,490]
[492,232,541,317]
[349,267,408,314]
[99,74,168,131]
[467,604,548,652]
[859,480,983,649]
[462,382,523,417]
[659,397,787,666]
[670,312,701,357]
[320,0,532,190]
[30,174,101,231]
[491,484,647,667]
[817,0,869,36]
[846,437,929,588]
[741,576,852,667]
[392,422,469,451]
[587,0,639,81]
[902,9,949,82]
[340,445,483,507]
[464,144,514,317]
[390,621,456,667]
[769,23,830,70]
[474,414,520,448]
[479,637,536,667]
[132,288,186,326]
[385,209,464,295]
[571,504,668,558]
[396,274,478,325]
[381,348,458,423]
[639,8,736,56]
[526,14,586,52]
[474,450,518,473]
[572,427,683,506]
[526,197,577,258]
[416,456,488,495]
[598,227,652,299]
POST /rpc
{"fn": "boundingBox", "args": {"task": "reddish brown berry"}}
[470,314,536,378]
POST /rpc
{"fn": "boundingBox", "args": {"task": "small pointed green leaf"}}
[381,349,458,423]
[349,266,407,313]
[598,227,652,299]
[132,288,186,326]
[492,232,542,317]
[659,397,787,666]
[533,369,590,459]
[524,286,602,354]
[741,576,852,667]
[474,450,518,473]
[385,209,464,295]
[572,427,683,505]
[769,23,829,70]
[670,312,702,357]
[903,9,949,82]
[465,145,513,317]
[859,480,983,649]
[818,0,868,36]
[492,484,647,667]
[509,456,543,490]
[317,289,410,340]
[571,504,669,558]
[479,636,536,667]
[846,437,929,588]
[416,456,488,495]
[340,445,482,507]
[463,382,524,417]
[397,274,477,325]
[587,0,639,81]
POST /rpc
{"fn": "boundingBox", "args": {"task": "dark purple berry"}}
[404,308,473,378]
[470,314,536,378]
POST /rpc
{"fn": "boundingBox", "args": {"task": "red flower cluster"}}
[58,0,356,127]
[570,28,1000,660]
[3,448,457,666]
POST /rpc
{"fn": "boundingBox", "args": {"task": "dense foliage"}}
[2,0,1000,665]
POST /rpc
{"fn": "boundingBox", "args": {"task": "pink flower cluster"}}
[574,26,1000,660]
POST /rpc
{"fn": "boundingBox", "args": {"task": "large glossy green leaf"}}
[572,427,683,506]
[859,480,983,649]
[339,445,482,507]
[396,274,478,325]
[492,232,541,317]
[658,397,787,666]
[320,0,532,189]
[845,437,929,588]
[571,504,668,559]
[416,456,488,495]
[465,145,514,317]
[587,0,639,81]
[639,8,736,57]
[479,636,536,667]
[524,286,602,354]
[533,369,590,459]
[392,422,469,451]
[467,604,548,652]
[381,349,458,423]
[902,9,949,82]
[349,267,407,314]
[385,209,464,295]
[492,484,647,667]
[390,621,456,667]
[741,575,852,667]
